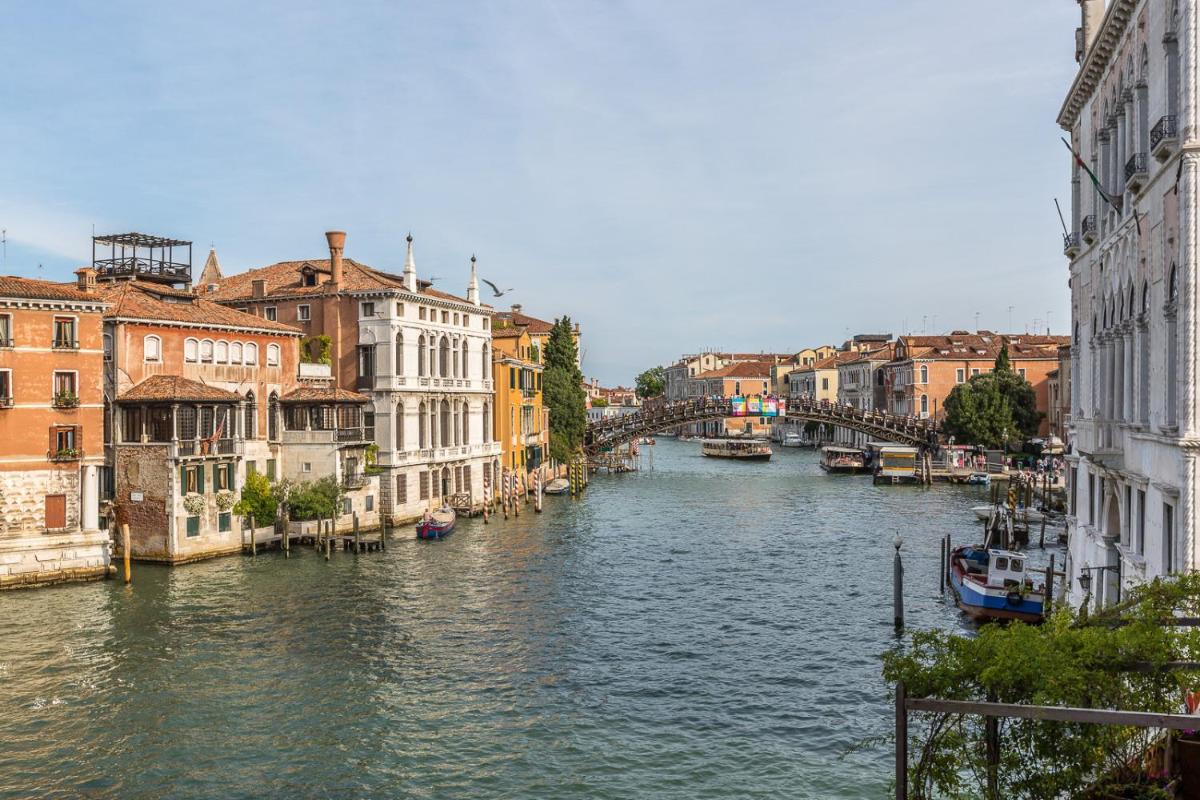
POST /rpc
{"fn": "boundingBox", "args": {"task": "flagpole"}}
[1053,198,1070,239]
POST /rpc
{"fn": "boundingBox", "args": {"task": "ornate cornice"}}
[1058,0,1137,130]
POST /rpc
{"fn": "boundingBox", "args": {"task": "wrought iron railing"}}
[1124,152,1147,182]
[52,339,79,350]
[1151,115,1177,150]
[336,427,365,442]
[342,473,369,488]
[1081,215,1097,237]
[48,448,83,462]
[1062,232,1080,253]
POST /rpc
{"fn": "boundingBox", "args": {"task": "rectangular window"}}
[0,370,10,403]
[297,305,311,321]
[1087,474,1095,524]
[483,318,489,330]
[0,314,11,345]
[366,495,374,512]
[1136,489,1146,554]
[214,462,231,491]
[342,497,352,515]
[302,462,312,473]
[971,368,981,377]
[186,516,200,537]
[463,314,469,327]
[419,470,430,500]
[441,310,449,324]
[1164,503,1176,573]
[821,377,829,390]
[419,307,426,320]
[266,459,276,481]
[510,367,516,389]
[264,307,278,321]
[361,302,375,318]
[955,368,965,383]
[396,302,404,317]
[54,426,76,454]
[53,371,77,399]
[396,474,408,504]
[247,461,257,476]
[1069,467,1077,515]
[218,512,231,532]
[53,317,76,348]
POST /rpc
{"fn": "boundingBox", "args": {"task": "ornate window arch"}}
[418,333,426,376]
[395,331,403,376]
[184,337,199,362]
[244,391,256,439]
[143,334,162,362]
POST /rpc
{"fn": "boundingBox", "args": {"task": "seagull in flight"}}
[482,278,513,298]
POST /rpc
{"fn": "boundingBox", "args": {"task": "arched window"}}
[143,335,161,362]
[461,400,470,444]
[200,339,214,362]
[419,401,428,447]
[103,333,112,362]
[417,334,426,376]
[244,391,256,439]
[215,340,229,363]
[919,365,928,384]
[439,336,450,377]
[395,332,403,376]
[396,401,404,449]
[452,337,460,378]
[482,402,490,442]
[266,343,280,366]
[461,340,469,379]
[184,337,199,362]
[231,341,243,364]
[267,392,279,441]
[483,345,490,379]
[440,400,451,447]
[245,343,258,365]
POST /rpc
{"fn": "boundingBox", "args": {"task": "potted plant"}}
[182,494,206,516]
[54,390,78,408]
[215,491,236,512]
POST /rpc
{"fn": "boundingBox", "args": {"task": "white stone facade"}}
[354,245,501,522]
[1061,0,1200,606]
[0,466,108,588]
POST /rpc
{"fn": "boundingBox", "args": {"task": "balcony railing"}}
[1063,232,1080,257]
[1124,152,1148,190]
[336,427,365,442]
[172,438,242,458]
[52,392,79,409]
[342,473,369,489]
[1081,214,1098,243]
[0,337,12,348]
[1151,115,1177,160]
[48,448,83,462]
[52,339,79,350]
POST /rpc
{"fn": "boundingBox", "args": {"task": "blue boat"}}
[949,545,1045,623]
[416,507,456,540]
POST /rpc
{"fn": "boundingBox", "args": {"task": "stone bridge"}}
[584,397,940,455]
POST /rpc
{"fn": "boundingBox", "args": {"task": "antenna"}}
[974,311,980,331]
[1,229,5,269]
[1007,306,1014,332]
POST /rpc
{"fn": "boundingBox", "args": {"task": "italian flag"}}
[1062,137,1119,213]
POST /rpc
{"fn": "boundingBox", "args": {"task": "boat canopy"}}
[821,446,863,454]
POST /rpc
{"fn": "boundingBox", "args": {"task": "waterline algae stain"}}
[0,441,1007,799]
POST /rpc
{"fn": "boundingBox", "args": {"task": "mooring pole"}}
[939,535,946,595]
[353,512,360,553]
[121,523,132,585]
[893,535,904,630]
[1045,554,1056,614]
[985,693,1000,799]
[249,514,256,556]
[895,681,908,800]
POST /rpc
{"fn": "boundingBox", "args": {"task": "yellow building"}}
[491,324,547,474]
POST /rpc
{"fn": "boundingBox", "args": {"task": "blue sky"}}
[1,1,1078,384]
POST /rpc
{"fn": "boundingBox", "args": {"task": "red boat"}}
[416,507,456,540]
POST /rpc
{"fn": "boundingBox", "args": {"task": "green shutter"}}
[180,466,187,495]
[197,466,205,494]
[227,463,235,490]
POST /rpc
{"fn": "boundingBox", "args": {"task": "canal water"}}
[0,440,1062,799]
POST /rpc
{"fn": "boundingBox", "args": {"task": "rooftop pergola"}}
[93,232,192,286]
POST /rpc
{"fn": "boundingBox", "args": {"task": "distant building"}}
[492,324,548,474]
[835,344,895,447]
[687,361,774,437]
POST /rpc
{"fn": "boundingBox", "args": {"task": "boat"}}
[701,439,772,461]
[819,446,868,474]
[639,437,656,445]
[965,472,991,486]
[780,432,804,448]
[948,545,1045,623]
[971,504,1051,525]
[543,477,570,495]
[416,506,456,539]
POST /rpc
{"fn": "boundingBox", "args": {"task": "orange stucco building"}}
[0,271,110,588]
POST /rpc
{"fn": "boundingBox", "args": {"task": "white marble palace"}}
[1061,0,1200,606]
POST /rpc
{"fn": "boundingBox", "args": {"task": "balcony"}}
[337,427,366,443]
[1151,115,1177,162]
[48,448,83,462]
[342,472,369,489]
[171,438,244,459]
[52,338,79,350]
[1081,214,1098,244]
[1063,232,1081,258]
[52,392,79,409]
[1124,152,1148,193]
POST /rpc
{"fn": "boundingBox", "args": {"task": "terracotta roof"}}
[491,326,527,339]
[0,275,104,303]
[100,281,302,334]
[496,310,554,334]
[695,361,774,379]
[280,386,369,404]
[119,375,242,403]
[209,257,482,308]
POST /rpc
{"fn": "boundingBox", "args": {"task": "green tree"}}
[591,396,609,408]
[942,373,1019,448]
[233,471,278,524]
[883,574,1200,799]
[287,476,345,521]
[635,366,666,399]
[994,339,1012,372]
[543,316,587,463]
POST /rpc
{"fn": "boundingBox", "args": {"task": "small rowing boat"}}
[543,477,570,495]
[416,506,456,539]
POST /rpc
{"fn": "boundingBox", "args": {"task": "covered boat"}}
[702,439,772,461]
[543,477,570,495]
[949,545,1045,623]
[965,472,990,486]
[971,504,1049,525]
[819,446,868,474]
[780,432,804,448]
[416,506,456,539]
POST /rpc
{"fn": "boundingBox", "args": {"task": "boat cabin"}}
[958,547,1030,589]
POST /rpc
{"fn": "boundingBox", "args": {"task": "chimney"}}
[252,279,266,298]
[1077,0,1105,62]
[325,230,346,289]
[74,267,97,293]
[403,233,417,292]
[511,303,522,315]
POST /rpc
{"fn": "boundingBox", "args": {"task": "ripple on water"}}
[0,441,1060,799]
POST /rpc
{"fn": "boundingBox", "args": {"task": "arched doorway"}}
[441,467,452,497]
